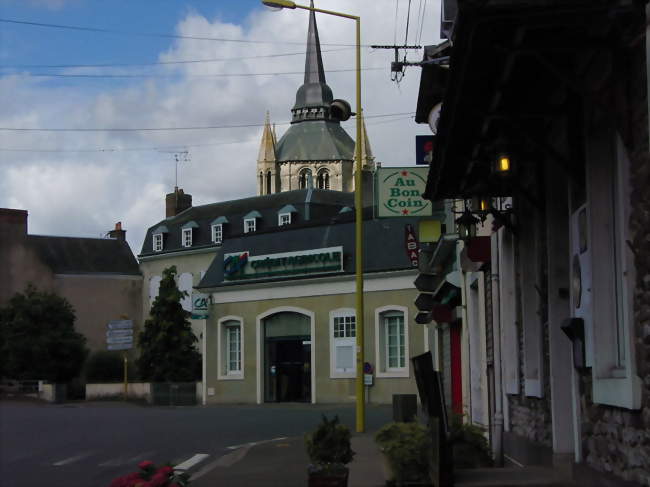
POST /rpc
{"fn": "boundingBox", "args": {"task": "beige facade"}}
[202,272,425,405]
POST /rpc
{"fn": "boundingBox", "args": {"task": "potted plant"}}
[375,422,433,486]
[449,414,492,468]
[109,460,190,487]
[305,415,355,487]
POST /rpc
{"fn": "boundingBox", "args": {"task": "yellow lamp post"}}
[262,0,365,433]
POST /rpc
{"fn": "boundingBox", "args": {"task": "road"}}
[0,400,391,487]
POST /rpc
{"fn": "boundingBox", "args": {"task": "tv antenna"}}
[159,150,190,187]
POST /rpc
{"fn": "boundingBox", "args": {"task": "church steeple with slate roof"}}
[256,1,374,194]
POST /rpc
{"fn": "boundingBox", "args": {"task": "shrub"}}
[375,422,432,485]
[305,415,355,472]
[449,414,492,468]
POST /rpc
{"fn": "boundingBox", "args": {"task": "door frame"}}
[256,306,315,404]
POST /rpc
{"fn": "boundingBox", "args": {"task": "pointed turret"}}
[257,111,278,195]
[258,111,276,163]
[358,112,375,172]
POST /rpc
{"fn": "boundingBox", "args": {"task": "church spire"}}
[304,0,325,86]
[257,111,276,163]
[291,0,334,122]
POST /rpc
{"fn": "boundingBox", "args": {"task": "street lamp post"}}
[262,0,365,433]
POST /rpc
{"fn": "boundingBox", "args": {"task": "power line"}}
[0,17,378,48]
[3,67,384,79]
[0,112,415,133]
[0,48,354,70]
[0,114,414,153]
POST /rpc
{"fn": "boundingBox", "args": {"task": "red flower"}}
[156,466,173,476]
[138,460,154,471]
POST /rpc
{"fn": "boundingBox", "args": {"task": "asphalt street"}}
[0,399,391,487]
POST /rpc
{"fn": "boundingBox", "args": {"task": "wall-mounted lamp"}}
[494,153,512,175]
[455,209,480,241]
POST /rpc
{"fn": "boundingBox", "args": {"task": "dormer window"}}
[210,216,228,245]
[182,228,192,247]
[181,221,198,248]
[243,210,261,234]
[244,219,256,233]
[153,234,163,252]
[151,224,168,252]
[277,204,297,227]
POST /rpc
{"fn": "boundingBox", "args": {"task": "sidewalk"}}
[191,433,387,487]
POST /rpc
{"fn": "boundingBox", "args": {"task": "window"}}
[148,275,161,304]
[299,168,313,189]
[279,213,291,226]
[266,171,272,195]
[218,317,244,379]
[153,233,163,252]
[317,169,330,190]
[182,228,192,247]
[375,306,409,377]
[178,272,193,312]
[329,309,356,378]
[244,218,256,233]
[212,224,223,244]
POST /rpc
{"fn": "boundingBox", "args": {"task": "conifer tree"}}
[137,266,201,382]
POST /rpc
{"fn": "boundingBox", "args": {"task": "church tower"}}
[256,0,374,194]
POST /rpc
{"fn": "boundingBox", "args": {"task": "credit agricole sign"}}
[223,246,343,281]
[375,167,433,218]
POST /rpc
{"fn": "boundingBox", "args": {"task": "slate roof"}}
[196,215,424,290]
[139,189,355,258]
[275,121,355,162]
[27,235,141,275]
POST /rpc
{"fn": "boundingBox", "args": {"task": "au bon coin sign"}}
[376,167,433,218]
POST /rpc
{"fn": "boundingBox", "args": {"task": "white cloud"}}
[0,1,442,253]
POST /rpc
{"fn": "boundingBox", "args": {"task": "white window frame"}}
[587,132,642,409]
[182,228,192,248]
[153,233,163,252]
[244,218,256,234]
[218,316,244,380]
[329,308,356,378]
[375,305,409,378]
[212,223,223,244]
[278,213,291,226]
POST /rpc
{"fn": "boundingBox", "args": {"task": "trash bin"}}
[393,394,417,422]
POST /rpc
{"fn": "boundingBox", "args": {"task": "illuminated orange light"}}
[480,198,489,211]
[498,156,511,172]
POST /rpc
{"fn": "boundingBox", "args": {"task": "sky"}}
[0,0,442,253]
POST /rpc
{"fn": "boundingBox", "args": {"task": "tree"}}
[137,266,201,382]
[0,285,88,382]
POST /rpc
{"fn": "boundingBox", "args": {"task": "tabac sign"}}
[224,246,343,281]
[376,167,433,218]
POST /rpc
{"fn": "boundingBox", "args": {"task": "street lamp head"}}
[262,0,297,9]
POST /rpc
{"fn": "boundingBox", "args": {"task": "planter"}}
[307,467,349,487]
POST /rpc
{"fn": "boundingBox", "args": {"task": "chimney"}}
[0,208,28,241]
[108,221,126,242]
[165,187,192,218]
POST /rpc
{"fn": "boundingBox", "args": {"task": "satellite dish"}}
[330,99,352,121]
[428,102,442,135]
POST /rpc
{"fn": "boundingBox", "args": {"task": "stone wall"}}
[578,15,650,487]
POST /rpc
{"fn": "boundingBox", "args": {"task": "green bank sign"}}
[376,167,433,218]
[224,246,343,281]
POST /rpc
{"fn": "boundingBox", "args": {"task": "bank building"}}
[138,5,439,404]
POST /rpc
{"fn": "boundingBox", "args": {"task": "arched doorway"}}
[261,310,312,402]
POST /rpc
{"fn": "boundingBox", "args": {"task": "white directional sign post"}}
[106,319,134,400]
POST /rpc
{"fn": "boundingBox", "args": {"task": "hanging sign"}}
[191,292,210,319]
[375,167,433,218]
[405,224,420,267]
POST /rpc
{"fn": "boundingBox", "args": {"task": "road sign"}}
[106,329,133,338]
[108,320,133,330]
[108,343,132,351]
[107,336,133,345]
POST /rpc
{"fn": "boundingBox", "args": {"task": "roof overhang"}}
[420,0,643,201]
